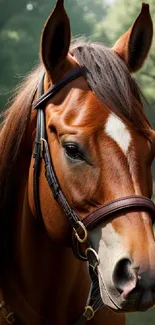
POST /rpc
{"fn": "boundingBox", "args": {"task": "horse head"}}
[1,1,155,323]
[27,0,155,313]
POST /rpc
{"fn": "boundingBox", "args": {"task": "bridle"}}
[32,67,155,324]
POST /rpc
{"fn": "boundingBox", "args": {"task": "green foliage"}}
[127,307,155,325]
[0,0,154,121]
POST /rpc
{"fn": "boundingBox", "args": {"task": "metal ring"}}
[85,247,99,261]
[85,247,100,274]
[84,305,95,320]
[0,301,15,325]
[6,313,15,325]
[73,221,88,243]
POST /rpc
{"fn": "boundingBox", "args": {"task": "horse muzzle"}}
[98,258,155,312]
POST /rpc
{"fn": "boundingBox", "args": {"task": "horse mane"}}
[71,39,151,135]
[0,65,42,271]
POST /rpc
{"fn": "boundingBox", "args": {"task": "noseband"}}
[32,68,155,324]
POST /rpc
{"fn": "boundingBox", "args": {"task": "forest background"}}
[0,1,155,323]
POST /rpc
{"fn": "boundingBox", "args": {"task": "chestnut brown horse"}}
[0,1,155,324]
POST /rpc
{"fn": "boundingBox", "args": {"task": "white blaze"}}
[105,114,131,154]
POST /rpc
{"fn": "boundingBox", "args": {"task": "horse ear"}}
[40,0,71,80]
[112,3,153,73]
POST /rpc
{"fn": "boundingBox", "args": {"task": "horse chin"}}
[98,272,122,311]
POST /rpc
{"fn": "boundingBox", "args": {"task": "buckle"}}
[84,305,95,320]
[5,312,15,325]
[73,221,88,243]
[0,301,15,325]
[85,247,100,274]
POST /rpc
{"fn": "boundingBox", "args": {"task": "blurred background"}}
[0,0,155,323]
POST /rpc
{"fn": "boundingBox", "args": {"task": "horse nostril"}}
[113,258,137,297]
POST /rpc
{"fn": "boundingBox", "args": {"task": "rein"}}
[32,68,155,324]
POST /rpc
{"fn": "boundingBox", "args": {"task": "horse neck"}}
[2,115,89,325]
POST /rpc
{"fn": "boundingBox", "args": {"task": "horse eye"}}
[63,143,84,161]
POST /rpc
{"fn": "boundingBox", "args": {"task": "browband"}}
[32,67,84,110]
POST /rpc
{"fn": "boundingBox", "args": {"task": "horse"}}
[0,0,155,324]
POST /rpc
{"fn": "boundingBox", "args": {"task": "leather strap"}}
[33,72,45,224]
[82,195,155,230]
[43,138,80,228]
[74,262,103,324]
[33,68,84,225]
[32,68,84,110]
